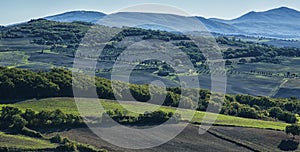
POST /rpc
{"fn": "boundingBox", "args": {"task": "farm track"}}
[269,78,288,97]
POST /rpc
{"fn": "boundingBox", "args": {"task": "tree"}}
[22,109,36,121]
[50,134,63,143]
[50,109,67,126]
[225,60,232,65]
[157,69,169,76]
[286,124,300,139]
[11,115,27,130]
[238,58,247,64]
[238,106,258,119]
[280,112,297,123]
[1,106,21,121]
[36,111,51,127]
[269,107,283,118]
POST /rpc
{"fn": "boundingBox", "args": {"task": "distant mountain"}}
[98,12,223,33]
[136,24,176,32]
[196,17,241,34]
[44,11,240,34]
[232,7,300,24]
[45,11,106,23]
[43,7,300,39]
[211,7,300,38]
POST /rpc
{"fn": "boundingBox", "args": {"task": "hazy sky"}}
[1,0,300,25]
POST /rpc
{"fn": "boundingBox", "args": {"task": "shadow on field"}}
[278,139,299,151]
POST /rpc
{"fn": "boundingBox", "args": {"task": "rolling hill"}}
[211,7,300,38]
[1,18,300,98]
[45,11,106,23]
[43,7,300,38]
[45,11,235,34]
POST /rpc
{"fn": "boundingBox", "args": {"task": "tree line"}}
[0,105,105,152]
[0,106,82,131]
[102,109,181,125]
[0,67,299,123]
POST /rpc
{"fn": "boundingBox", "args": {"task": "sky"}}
[1,0,300,25]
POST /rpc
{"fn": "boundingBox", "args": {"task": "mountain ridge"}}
[27,7,300,39]
[45,10,106,23]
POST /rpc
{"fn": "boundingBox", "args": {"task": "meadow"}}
[1,97,288,131]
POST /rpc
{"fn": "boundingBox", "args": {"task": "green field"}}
[0,132,57,149]
[1,97,288,131]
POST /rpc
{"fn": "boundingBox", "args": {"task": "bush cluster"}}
[51,135,106,152]
[103,109,181,125]
[0,106,82,132]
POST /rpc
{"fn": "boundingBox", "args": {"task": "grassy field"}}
[0,132,57,149]
[0,97,289,130]
[0,51,29,68]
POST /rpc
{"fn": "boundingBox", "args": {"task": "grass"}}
[0,132,57,149]
[0,50,54,70]
[0,51,29,68]
[194,112,287,130]
[0,97,289,131]
[15,62,52,70]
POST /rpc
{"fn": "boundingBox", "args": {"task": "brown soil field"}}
[210,126,300,152]
[46,123,299,152]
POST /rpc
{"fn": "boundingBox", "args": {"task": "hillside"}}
[42,7,300,38]
[211,7,300,38]
[0,67,298,125]
[51,125,298,152]
[3,3,300,152]
[231,7,300,24]
[0,97,294,151]
[45,11,106,23]
[43,11,238,34]
[1,19,300,98]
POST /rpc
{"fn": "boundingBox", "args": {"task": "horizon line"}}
[2,6,299,26]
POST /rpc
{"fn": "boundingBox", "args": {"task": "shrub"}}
[269,107,296,123]
[22,109,36,122]
[278,139,299,151]
[280,112,297,123]
[11,115,27,130]
[269,107,283,118]
[50,109,67,126]
[102,110,181,125]
[286,124,300,139]
[50,134,63,143]
[238,106,258,119]
[62,137,71,144]
[0,106,21,121]
[137,111,180,124]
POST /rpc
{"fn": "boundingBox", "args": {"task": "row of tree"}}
[221,101,297,123]
[0,67,299,123]
[0,106,82,131]
[222,39,300,64]
[0,67,196,108]
[103,109,181,125]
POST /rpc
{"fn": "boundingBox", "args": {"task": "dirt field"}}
[47,124,299,152]
[211,126,300,152]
